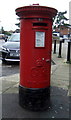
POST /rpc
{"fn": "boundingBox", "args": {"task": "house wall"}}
[55,27,70,35]
[69,1,71,25]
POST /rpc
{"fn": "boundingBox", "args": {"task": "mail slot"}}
[16,4,57,110]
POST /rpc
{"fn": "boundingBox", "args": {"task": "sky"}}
[0,0,71,31]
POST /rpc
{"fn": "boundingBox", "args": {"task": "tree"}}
[15,23,20,28]
[0,26,11,36]
[53,11,71,33]
[1,26,5,34]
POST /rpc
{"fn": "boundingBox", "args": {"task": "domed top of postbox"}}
[16,4,57,19]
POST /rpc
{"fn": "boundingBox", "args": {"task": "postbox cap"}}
[16,4,58,19]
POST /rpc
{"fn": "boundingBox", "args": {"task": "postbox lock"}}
[42,58,44,60]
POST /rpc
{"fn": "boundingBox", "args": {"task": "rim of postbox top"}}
[15,4,58,19]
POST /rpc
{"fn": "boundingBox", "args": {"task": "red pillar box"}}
[16,4,57,110]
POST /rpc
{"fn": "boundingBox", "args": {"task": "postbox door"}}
[29,27,52,88]
[20,19,52,88]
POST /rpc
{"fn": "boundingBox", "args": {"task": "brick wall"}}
[55,26,70,35]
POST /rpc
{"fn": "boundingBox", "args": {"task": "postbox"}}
[16,4,57,110]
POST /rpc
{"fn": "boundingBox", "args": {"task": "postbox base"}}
[19,85,50,111]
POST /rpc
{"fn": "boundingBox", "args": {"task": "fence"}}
[53,39,71,63]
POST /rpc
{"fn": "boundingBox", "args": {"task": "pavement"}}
[0,42,71,119]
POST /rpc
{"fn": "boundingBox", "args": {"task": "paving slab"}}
[2,87,69,119]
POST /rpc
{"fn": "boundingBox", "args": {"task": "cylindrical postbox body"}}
[16,5,57,110]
